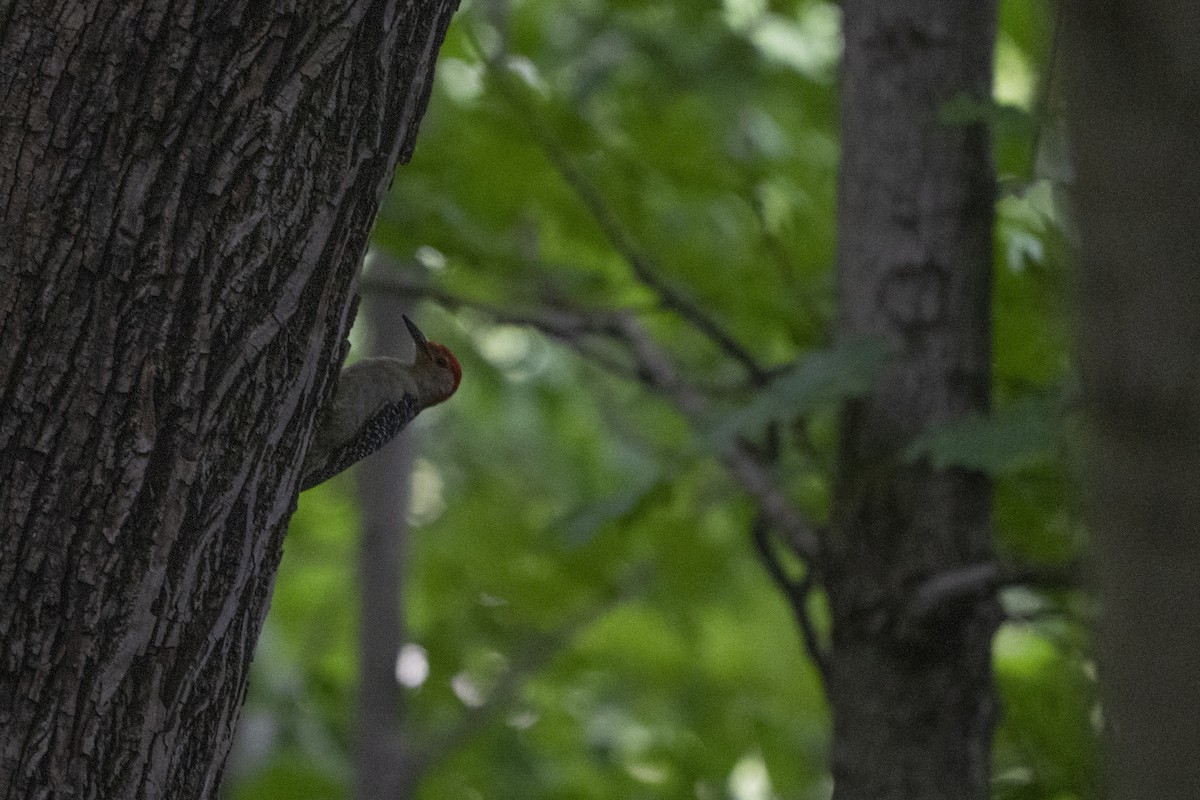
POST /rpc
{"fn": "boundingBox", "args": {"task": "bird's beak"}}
[403,315,431,356]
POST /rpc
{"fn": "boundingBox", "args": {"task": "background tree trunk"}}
[0,2,457,797]
[1064,3,1200,799]
[354,266,419,800]
[827,2,998,798]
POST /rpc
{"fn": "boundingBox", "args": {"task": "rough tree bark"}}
[1064,3,1200,799]
[827,2,998,798]
[0,1,458,797]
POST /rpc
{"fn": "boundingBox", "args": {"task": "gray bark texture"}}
[1064,3,1200,799]
[828,2,998,798]
[0,1,458,797]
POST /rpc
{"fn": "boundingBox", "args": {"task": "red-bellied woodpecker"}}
[300,315,461,490]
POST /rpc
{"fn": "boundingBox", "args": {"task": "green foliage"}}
[904,395,1062,473]
[939,93,1036,138]
[993,622,1099,800]
[230,755,345,800]
[710,337,890,449]
[228,0,1091,798]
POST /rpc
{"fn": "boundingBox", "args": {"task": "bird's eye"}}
[436,357,448,367]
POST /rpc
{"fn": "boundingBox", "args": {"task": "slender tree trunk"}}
[1064,4,1200,799]
[826,2,998,798]
[354,269,419,800]
[0,2,457,797]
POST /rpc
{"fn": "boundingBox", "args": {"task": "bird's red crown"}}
[426,342,462,404]
[404,314,461,406]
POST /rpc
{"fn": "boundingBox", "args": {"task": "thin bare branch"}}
[360,271,644,382]
[363,268,822,562]
[464,29,770,385]
[362,272,606,337]
[904,560,1081,623]
[612,313,822,562]
[751,514,829,681]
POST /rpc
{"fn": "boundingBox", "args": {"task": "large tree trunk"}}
[827,2,998,798]
[1064,4,1200,799]
[0,2,457,797]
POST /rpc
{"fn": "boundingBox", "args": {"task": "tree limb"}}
[466,29,770,386]
[751,514,829,682]
[611,313,822,562]
[903,560,1081,623]
[364,271,823,563]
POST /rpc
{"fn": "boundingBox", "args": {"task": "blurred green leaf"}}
[905,395,1062,473]
[710,337,890,447]
[940,92,1036,136]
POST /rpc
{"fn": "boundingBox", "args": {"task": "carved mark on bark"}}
[878,258,947,337]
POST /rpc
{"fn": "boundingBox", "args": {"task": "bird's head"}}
[405,315,462,407]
